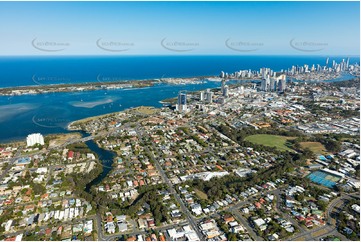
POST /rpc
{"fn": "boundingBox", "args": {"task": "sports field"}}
[307,170,341,188]
[194,188,208,200]
[300,142,326,154]
[244,134,295,152]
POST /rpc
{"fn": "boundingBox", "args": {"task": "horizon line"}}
[0,54,360,58]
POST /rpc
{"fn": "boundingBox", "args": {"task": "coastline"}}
[0,73,357,145]
[0,106,157,144]
[67,111,126,131]
[0,75,215,96]
[0,72,355,96]
[67,106,158,131]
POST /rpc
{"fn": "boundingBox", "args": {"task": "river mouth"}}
[79,131,117,193]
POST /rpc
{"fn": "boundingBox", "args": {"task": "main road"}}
[135,125,205,241]
[0,147,22,181]
[288,193,358,241]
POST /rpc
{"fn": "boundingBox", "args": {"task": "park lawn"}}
[300,142,326,154]
[132,106,158,115]
[312,228,330,237]
[244,134,295,152]
[321,96,340,101]
[48,133,82,148]
[194,188,208,200]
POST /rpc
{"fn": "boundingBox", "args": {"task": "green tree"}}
[317,200,328,211]
[31,183,46,195]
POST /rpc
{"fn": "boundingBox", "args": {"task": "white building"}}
[15,234,23,241]
[84,220,93,234]
[191,203,203,216]
[5,219,13,232]
[180,171,229,182]
[26,133,44,147]
[105,222,116,234]
[253,218,266,227]
[351,204,360,213]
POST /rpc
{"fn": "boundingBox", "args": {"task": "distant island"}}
[0,76,215,96]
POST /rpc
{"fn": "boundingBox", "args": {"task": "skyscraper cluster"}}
[288,57,354,75]
[220,66,283,81]
[199,89,213,103]
[220,58,356,87]
[260,74,287,92]
[220,69,256,79]
[221,79,229,98]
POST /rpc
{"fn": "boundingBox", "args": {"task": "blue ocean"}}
[0,55,359,142]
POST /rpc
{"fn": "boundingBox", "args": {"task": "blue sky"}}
[0,1,359,55]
